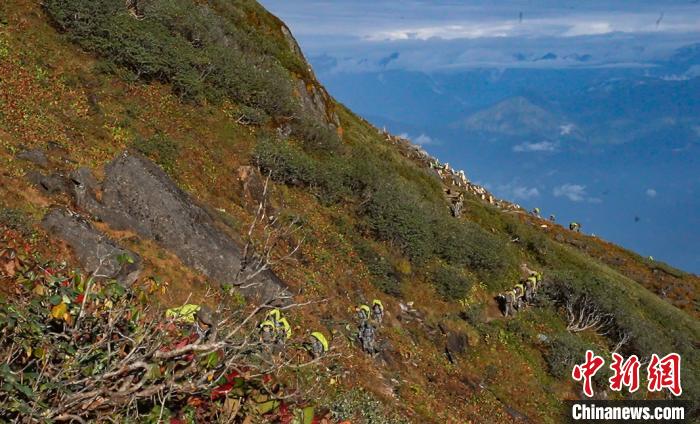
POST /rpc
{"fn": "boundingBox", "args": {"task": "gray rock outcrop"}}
[17,149,49,168]
[78,152,286,301]
[41,207,141,286]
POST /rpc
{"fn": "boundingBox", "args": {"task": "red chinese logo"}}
[572,351,683,397]
[647,353,682,396]
[572,350,605,397]
[609,353,640,393]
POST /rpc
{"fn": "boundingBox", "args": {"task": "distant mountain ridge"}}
[459,96,582,142]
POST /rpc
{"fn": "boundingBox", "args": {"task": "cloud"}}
[513,141,558,152]
[495,182,541,201]
[559,124,575,135]
[512,186,541,200]
[553,183,601,203]
[261,0,700,72]
[414,134,435,145]
[399,132,437,146]
[646,188,657,198]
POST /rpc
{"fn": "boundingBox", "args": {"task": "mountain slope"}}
[461,96,571,139]
[0,1,698,422]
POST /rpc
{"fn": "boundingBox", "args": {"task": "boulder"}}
[80,152,286,301]
[65,167,102,211]
[446,331,468,356]
[27,171,69,194]
[41,207,141,286]
[17,149,49,168]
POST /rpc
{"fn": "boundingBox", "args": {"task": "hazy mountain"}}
[459,96,583,142]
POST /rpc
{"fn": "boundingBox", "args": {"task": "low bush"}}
[434,218,510,273]
[329,388,409,424]
[429,263,473,300]
[291,115,341,152]
[0,207,32,236]
[252,138,350,204]
[131,133,179,174]
[236,105,271,126]
[544,331,595,379]
[44,0,296,117]
[253,138,316,186]
[352,238,401,296]
[361,183,436,263]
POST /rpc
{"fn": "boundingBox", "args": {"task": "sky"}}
[260,0,700,72]
[260,0,700,273]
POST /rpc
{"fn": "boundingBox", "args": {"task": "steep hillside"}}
[0,1,698,422]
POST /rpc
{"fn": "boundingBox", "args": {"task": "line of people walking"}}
[255,299,386,360]
[258,308,329,359]
[497,265,543,317]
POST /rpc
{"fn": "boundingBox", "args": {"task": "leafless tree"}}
[236,172,304,291]
[564,294,632,355]
[565,295,614,334]
[40,288,330,422]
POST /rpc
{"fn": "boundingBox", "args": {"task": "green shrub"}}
[434,219,509,273]
[236,105,271,126]
[544,331,595,379]
[362,183,435,263]
[291,115,341,152]
[460,303,486,326]
[429,263,473,300]
[504,219,549,261]
[352,238,401,296]
[0,207,33,236]
[131,133,179,174]
[329,388,409,424]
[44,0,296,117]
[253,138,316,186]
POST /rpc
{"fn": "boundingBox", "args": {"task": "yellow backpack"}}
[310,332,329,352]
[165,304,200,323]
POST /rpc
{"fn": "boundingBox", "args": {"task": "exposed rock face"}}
[279,22,340,129]
[41,207,141,286]
[79,152,286,300]
[68,167,101,211]
[17,149,49,168]
[27,171,69,195]
[294,78,340,128]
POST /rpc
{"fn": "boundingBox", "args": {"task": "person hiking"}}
[372,299,384,324]
[309,331,329,359]
[532,207,541,218]
[498,290,517,316]
[358,321,376,354]
[519,263,535,280]
[195,305,217,340]
[569,222,581,232]
[549,214,556,222]
[259,320,276,344]
[524,276,537,304]
[451,192,464,218]
[514,283,526,309]
[275,317,292,345]
[265,308,282,326]
[356,304,371,323]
